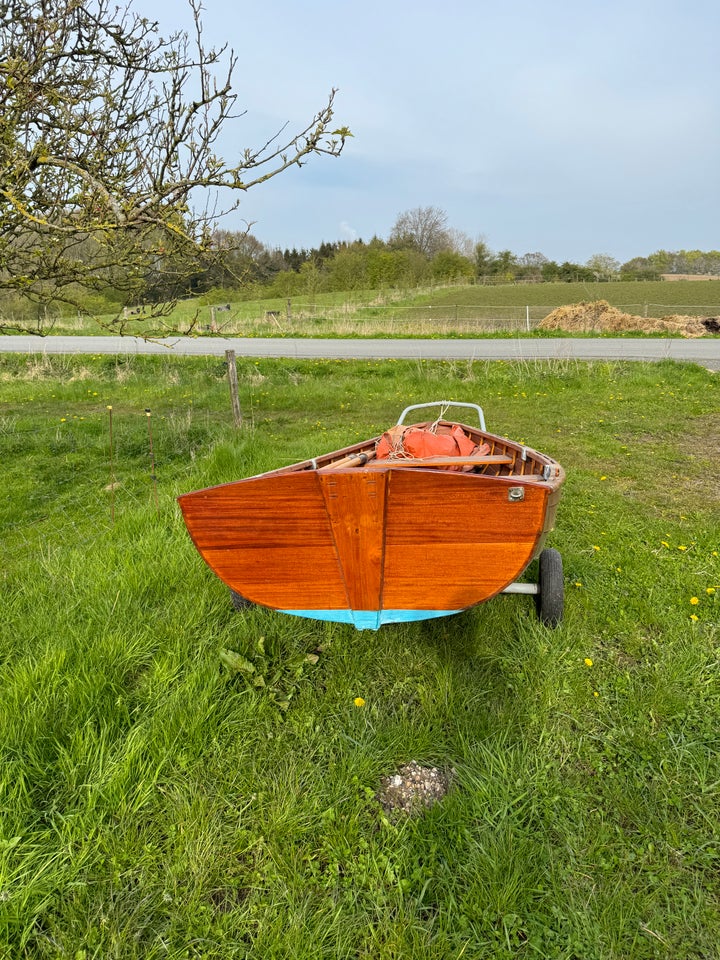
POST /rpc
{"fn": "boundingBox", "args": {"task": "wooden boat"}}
[178,401,565,630]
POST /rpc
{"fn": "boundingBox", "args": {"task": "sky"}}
[140,0,720,265]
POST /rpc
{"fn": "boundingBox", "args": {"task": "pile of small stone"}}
[376,761,453,815]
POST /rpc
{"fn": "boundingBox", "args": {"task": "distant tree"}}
[488,250,518,279]
[366,248,399,287]
[0,0,349,333]
[541,260,561,281]
[517,252,549,280]
[205,230,285,288]
[474,240,494,277]
[326,245,369,291]
[308,240,342,266]
[298,260,325,296]
[388,206,451,258]
[648,250,672,275]
[283,248,309,272]
[699,251,720,274]
[586,254,620,280]
[446,228,475,259]
[430,250,474,282]
[619,257,661,280]
[557,261,595,282]
[365,245,430,288]
[657,249,720,275]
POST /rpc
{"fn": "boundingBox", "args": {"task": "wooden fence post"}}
[225,349,243,428]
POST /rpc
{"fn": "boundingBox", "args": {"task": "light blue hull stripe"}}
[279,608,464,630]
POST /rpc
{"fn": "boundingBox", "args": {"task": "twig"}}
[639,923,669,945]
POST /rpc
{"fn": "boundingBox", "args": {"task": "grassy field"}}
[14,279,720,339]
[392,279,720,311]
[1,353,719,958]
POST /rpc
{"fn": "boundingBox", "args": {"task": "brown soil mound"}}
[538,300,708,338]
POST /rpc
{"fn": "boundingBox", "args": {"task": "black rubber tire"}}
[229,589,252,611]
[536,548,564,627]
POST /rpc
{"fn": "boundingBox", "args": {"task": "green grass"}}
[14,279,720,338]
[392,278,720,311]
[1,353,719,958]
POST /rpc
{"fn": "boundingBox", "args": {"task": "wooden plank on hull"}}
[382,541,539,609]
[178,473,350,610]
[381,471,548,610]
[318,472,388,611]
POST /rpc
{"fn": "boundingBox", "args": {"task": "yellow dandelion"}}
[690,597,699,605]
[678,545,688,552]
[593,545,601,552]
[600,475,607,481]
[584,658,593,667]
[60,417,66,422]
[574,581,583,588]
[593,691,599,697]
[690,614,699,622]
[707,588,716,595]
[353,697,365,707]
[661,541,670,548]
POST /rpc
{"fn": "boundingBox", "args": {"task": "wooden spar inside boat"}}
[178,407,565,630]
[363,453,514,469]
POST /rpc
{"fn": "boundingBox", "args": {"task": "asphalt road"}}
[1,335,719,368]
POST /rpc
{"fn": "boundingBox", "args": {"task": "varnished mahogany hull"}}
[178,439,563,629]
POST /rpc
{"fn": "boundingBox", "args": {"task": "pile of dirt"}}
[538,300,714,338]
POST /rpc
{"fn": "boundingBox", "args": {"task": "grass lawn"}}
[1,353,719,958]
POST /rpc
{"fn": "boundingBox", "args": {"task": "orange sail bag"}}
[376,423,487,465]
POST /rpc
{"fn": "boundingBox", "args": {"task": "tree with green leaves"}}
[586,253,620,281]
[0,0,349,333]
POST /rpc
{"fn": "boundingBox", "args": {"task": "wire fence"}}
[9,283,719,337]
[257,300,720,336]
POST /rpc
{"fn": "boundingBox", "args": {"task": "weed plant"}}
[1,354,719,958]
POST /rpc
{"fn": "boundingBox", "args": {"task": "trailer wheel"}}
[230,589,252,611]
[536,548,564,627]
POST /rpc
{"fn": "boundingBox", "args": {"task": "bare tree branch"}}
[0,0,349,334]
